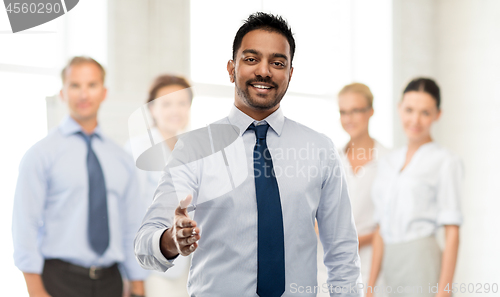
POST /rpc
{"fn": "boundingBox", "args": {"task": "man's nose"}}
[255,62,272,78]
[80,87,89,99]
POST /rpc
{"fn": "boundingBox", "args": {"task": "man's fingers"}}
[177,226,200,238]
[176,217,196,229]
[172,195,199,257]
[175,233,200,257]
[180,242,198,256]
[177,233,200,246]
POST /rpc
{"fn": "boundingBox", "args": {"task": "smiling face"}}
[338,91,373,139]
[60,62,107,123]
[149,84,191,134]
[399,91,441,143]
[227,29,293,117]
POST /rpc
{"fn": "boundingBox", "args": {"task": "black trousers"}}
[42,259,123,297]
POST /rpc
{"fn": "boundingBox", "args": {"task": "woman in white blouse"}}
[125,75,193,297]
[367,78,462,297]
[338,83,388,295]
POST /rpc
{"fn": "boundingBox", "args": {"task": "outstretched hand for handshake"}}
[160,195,201,259]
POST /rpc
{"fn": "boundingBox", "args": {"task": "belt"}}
[45,259,119,280]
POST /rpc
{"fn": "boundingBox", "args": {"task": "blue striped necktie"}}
[80,132,109,256]
[248,123,285,297]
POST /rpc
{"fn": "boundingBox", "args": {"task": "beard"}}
[235,75,289,110]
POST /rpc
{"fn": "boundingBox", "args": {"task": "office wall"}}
[435,0,500,289]
[392,0,437,147]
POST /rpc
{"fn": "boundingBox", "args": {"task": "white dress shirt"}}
[135,105,362,296]
[339,140,388,283]
[372,142,464,244]
[340,140,389,237]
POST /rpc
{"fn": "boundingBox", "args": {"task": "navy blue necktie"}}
[248,123,285,297]
[80,132,109,256]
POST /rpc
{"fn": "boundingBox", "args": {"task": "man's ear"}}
[100,87,108,104]
[59,89,65,102]
[227,60,235,83]
[289,66,294,82]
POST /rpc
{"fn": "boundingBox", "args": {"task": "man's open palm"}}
[161,195,201,258]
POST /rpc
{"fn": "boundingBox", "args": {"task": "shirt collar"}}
[227,105,285,137]
[58,115,103,139]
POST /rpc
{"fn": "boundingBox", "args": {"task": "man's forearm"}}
[23,272,51,297]
[130,280,145,296]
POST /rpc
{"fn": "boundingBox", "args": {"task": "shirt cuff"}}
[152,229,176,269]
[14,250,45,274]
[437,210,463,226]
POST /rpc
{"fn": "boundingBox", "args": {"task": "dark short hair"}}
[232,12,295,65]
[61,56,106,83]
[403,77,441,109]
[147,74,193,104]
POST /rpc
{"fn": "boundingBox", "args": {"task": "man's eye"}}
[245,58,256,62]
[273,62,285,67]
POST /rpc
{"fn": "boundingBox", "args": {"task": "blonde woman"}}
[368,78,462,297]
[338,83,388,295]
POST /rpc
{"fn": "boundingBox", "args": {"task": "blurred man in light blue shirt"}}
[12,56,146,297]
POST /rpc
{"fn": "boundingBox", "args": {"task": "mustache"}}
[246,78,278,88]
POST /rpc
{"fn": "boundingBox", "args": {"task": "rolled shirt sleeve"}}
[316,139,362,297]
[12,146,48,274]
[436,155,464,226]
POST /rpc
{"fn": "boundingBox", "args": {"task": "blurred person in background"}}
[337,83,388,296]
[125,74,193,297]
[12,56,146,297]
[367,78,462,297]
